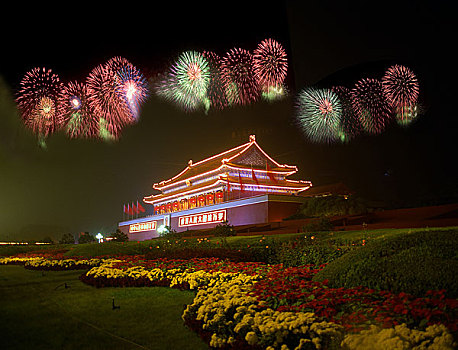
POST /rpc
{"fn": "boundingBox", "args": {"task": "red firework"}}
[86,63,131,139]
[57,81,99,138]
[105,56,133,77]
[351,78,393,134]
[220,48,260,105]
[253,38,288,90]
[16,67,63,137]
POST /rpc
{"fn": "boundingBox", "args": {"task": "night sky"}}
[1,1,456,240]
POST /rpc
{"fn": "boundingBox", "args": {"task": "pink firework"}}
[86,63,131,139]
[57,81,99,138]
[16,67,63,137]
[253,38,288,90]
[351,78,393,134]
[382,64,420,124]
[221,48,260,105]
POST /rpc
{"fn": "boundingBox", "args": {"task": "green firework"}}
[296,87,343,143]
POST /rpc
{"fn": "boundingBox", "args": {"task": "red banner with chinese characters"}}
[178,209,226,227]
[129,221,157,233]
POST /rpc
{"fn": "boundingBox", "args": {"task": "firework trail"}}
[16,67,63,140]
[253,38,288,100]
[382,64,420,125]
[57,81,98,138]
[351,78,393,134]
[296,87,343,143]
[221,48,260,105]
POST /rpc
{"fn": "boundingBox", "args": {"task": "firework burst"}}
[116,65,149,119]
[221,48,260,105]
[351,78,393,134]
[57,81,98,138]
[86,63,131,139]
[16,67,63,139]
[155,51,210,112]
[253,38,288,100]
[382,64,420,125]
[296,87,343,143]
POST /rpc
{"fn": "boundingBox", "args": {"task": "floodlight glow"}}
[157,225,169,234]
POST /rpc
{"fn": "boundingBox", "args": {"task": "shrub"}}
[39,236,55,244]
[302,217,334,232]
[313,228,458,298]
[59,233,75,244]
[210,222,235,247]
[273,239,357,267]
[295,195,368,218]
[211,221,236,237]
[145,247,258,262]
[78,233,96,244]
[109,229,129,242]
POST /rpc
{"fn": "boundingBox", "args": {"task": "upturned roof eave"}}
[152,139,299,191]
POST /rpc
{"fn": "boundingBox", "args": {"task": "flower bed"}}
[0,256,106,271]
[250,266,458,333]
[2,253,456,349]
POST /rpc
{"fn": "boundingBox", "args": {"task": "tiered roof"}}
[143,135,312,205]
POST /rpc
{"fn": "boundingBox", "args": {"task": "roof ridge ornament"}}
[188,159,193,167]
[249,134,256,142]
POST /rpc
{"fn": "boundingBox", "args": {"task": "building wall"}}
[125,229,161,241]
[170,201,269,233]
[119,194,306,241]
[118,217,164,241]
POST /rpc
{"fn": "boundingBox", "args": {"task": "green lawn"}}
[0,266,208,350]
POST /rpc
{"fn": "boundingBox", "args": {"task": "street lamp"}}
[96,233,104,243]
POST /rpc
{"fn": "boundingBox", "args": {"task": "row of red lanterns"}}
[155,191,224,213]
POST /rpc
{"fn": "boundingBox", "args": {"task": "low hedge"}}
[144,247,262,262]
[313,228,458,298]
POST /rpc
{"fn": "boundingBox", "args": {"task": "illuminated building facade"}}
[118,135,312,240]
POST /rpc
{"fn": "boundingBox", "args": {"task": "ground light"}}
[157,225,169,235]
[95,233,104,243]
